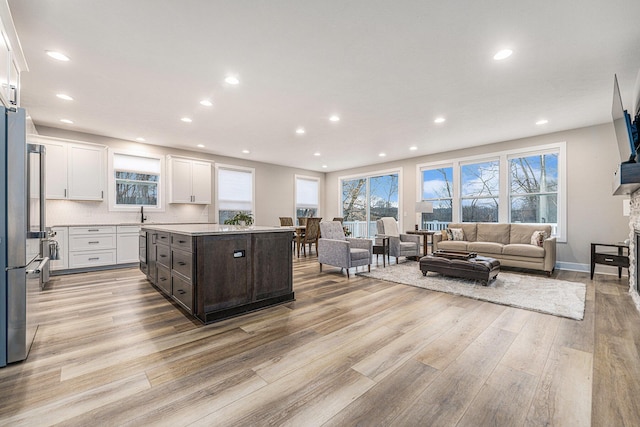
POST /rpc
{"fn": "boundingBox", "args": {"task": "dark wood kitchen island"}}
[140,224,293,323]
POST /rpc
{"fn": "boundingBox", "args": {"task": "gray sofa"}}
[433,222,556,275]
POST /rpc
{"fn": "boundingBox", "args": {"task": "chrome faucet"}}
[140,206,147,223]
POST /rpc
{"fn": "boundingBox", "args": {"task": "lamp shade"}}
[415,201,433,213]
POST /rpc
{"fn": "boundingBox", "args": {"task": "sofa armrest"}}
[346,238,373,251]
[543,236,557,274]
[433,232,443,250]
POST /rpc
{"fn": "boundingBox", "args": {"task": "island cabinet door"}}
[252,232,293,300]
[195,235,251,316]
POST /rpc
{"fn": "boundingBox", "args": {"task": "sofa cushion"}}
[447,223,477,242]
[437,240,469,251]
[503,243,545,258]
[509,223,553,244]
[468,241,504,255]
[350,248,370,261]
[477,223,510,245]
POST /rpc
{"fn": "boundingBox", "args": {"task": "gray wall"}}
[36,126,324,227]
[324,123,628,271]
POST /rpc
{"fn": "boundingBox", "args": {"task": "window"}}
[417,142,565,240]
[340,170,400,237]
[109,151,163,210]
[295,176,319,220]
[421,167,453,227]
[216,165,254,224]
[461,160,499,222]
[509,152,558,224]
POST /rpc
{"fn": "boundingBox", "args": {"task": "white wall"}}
[324,123,628,270]
[36,126,324,227]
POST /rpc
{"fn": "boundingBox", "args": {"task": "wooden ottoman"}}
[419,251,500,285]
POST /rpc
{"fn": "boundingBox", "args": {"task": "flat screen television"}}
[612,74,639,163]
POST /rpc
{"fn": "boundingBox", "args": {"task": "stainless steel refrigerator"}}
[1,106,48,367]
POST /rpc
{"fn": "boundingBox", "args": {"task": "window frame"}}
[107,148,165,212]
[417,142,566,242]
[215,163,255,224]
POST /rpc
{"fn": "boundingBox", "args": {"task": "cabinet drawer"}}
[156,243,171,268]
[69,226,116,235]
[69,234,116,251]
[172,273,193,313]
[593,253,629,268]
[156,264,171,295]
[117,225,141,233]
[154,231,171,245]
[172,248,193,280]
[171,233,192,251]
[68,250,116,268]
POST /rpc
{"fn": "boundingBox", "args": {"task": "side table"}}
[405,230,436,256]
[590,242,629,280]
[373,236,390,267]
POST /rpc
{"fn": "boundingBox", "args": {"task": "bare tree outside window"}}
[421,167,453,225]
[115,171,158,206]
[510,153,558,223]
[461,160,499,222]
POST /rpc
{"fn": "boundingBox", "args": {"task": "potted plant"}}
[224,212,254,226]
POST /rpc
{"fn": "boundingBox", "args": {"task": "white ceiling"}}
[8,0,640,172]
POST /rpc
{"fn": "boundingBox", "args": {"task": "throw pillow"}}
[530,230,547,247]
[450,228,464,241]
[445,229,453,240]
[440,229,449,241]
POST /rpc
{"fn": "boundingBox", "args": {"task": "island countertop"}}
[141,223,293,236]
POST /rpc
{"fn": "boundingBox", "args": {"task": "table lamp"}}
[415,201,434,230]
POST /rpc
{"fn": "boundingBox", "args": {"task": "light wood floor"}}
[1,255,639,426]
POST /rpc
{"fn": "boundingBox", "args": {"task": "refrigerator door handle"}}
[26,257,49,275]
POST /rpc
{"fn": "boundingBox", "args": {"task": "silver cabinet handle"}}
[605,258,614,262]
[88,241,99,244]
[88,257,100,261]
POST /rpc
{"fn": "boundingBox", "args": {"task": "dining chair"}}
[279,217,294,226]
[298,217,308,226]
[301,217,321,256]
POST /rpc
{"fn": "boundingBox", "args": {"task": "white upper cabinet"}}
[32,136,106,201]
[0,4,27,107]
[68,143,105,200]
[167,155,212,204]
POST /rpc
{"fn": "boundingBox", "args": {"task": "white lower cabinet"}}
[68,226,116,269]
[53,224,142,271]
[117,225,141,264]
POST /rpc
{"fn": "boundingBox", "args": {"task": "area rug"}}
[357,262,586,320]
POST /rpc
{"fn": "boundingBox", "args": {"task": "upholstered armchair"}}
[318,221,372,278]
[376,217,420,263]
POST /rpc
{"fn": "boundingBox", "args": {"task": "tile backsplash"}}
[47,199,211,226]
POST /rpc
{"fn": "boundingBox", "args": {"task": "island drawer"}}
[153,231,171,245]
[156,244,171,268]
[172,248,193,280]
[156,264,171,294]
[171,234,192,251]
[172,273,193,313]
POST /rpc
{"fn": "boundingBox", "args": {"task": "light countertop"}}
[141,223,293,236]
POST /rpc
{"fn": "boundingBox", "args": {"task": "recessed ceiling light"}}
[493,49,513,60]
[56,93,73,101]
[434,117,446,124]
[379,153,386,157]
[135,137,146,142]
[200,99,213,107]
[536,119,549,125]
[296,127,305,135]
[59,119,73,124]
[329,115,340,122]
[196,144,205,148]
[322,165,328,169]
[409,146,418,151]
[314,152,321,156]
[224,75,240,85]
[46,50,70,61]
[181,117,193,123]
[242,149,250,154]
